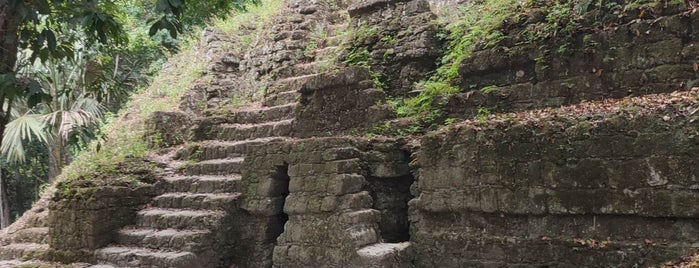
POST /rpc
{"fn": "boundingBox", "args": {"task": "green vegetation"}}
[343,48,371,67]
[56,157,159,199]
[387,0,682,133]
[0,0,272,224]
[58,41,204,186]
[343,47,386,90]
[56,0,282,186]
[341,24,388,90]
[476,107,492,123]
[383,0,525,133]
[212,0,284,54]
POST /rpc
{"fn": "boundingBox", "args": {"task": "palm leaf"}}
[1,113,48,163]
[44,96,104,140]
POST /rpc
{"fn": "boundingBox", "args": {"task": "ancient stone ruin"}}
[1,0,699,267]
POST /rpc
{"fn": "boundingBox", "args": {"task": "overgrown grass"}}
[212,0,284,53]
[391,0,665,132]
[384,0,524,132]
[56,0,285,185]
[58,42,204,184]
[213,0,283,32]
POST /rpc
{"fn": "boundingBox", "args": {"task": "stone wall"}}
[293,67,393,137]
[181,0,347,114]
[347,0,440,96]
[237,137,413,267]
[411,93,699,266]
[46,161,158,263]
[447,3,699,118]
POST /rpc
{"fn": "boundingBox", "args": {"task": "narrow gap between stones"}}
[366,173,415,243]
[270,163,290,247]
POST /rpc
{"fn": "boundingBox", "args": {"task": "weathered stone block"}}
[48,185,154,255]
[324,159,362,174]
[348,0,393,17]
[338,191,373,210]
[329,174,366,196]
[322,147,361,161]
[144,111,193,147]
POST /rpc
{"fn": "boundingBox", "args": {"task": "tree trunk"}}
[1,1,20,176]
[13,168,23,220]
[1,0,19,120]
[47,136,64,183]
[0,2,19,228]
[0,1,19,74]
[0,168,10,228]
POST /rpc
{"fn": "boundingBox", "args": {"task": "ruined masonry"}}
[1,0,699,267]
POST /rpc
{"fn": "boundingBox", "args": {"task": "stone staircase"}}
[91,96,306,267]
[92,2,353,268]
[263,1,348,108]
[346,206,413,267]
[91,67,308,268]
[92,165,241,267]
[356,242,412,267]
[0,197,51,263]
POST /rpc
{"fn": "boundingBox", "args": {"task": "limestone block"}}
[348,0,394,17]
[144,111,193,147]
[328,174,366,196]
[338,191,373,210]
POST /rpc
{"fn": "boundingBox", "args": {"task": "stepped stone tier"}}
[1,0,699,267]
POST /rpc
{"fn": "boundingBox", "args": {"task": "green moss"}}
[56,158,159,199]
[389,0,660,130]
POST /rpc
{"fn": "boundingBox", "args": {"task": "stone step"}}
[340,209,381,225]
[327,10,350,23]
[94,246,200,268]
[181,158,244,176]
[273,30,308,41]
[263,91,300,107]
[0,260,85,267]
[268,73,320,94]
[213,119,293,141]
[324,35,345,47]
[326,23,348,36]
[347,225,379,248]
[24,210,48,228]
[117,228,211,252]
[272,60,335,79]
[0,243,49,260]
[204,103,297,125]
[314,46,341,59]
[162,175,242,194]
[9,227,48,244]
[136,208,225,230]
[356,242,412,268]
[190,137,291,161]
[153,192,241,210]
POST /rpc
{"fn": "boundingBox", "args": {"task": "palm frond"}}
[1,113,48,163]
[44,96,105,140]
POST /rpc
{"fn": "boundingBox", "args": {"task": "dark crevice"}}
[366,174,415,243]
[270,163,290,246]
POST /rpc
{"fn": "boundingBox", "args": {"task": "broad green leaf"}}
[1,114,48,163]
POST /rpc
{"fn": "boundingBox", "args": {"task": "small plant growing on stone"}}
[476,107,492,123]
[380,34,397,45]
[343,47,371,67]
[480,85,499,94]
